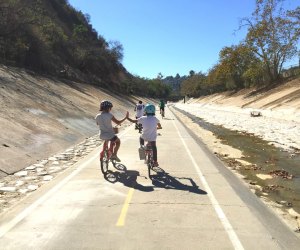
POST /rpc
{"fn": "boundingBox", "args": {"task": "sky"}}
[68,0,299,79]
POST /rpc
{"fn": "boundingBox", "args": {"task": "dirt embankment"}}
[0,65,152,178]
[186,78,300,122]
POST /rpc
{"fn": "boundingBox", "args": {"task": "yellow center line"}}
[116,188,135,227]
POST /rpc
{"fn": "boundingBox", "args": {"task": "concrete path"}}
[0,108,299,249]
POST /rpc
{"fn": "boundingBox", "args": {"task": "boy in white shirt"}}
[134,100,145,129]
[127,104,162,166]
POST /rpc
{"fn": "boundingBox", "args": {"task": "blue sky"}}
[68,0,299,79]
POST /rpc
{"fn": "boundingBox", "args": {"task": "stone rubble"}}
[175,103,300,153]
[0,135,102,214]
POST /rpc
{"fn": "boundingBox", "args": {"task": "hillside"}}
[0,0,128,87]
[186,78,300,122]
[0,65,154,178]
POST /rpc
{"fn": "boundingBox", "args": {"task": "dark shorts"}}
[110,136,118,142]
[160,107,165,111]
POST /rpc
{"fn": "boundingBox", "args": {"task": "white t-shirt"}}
[95,112,114,140]
[138,116,160,141]
[135,104,145,118]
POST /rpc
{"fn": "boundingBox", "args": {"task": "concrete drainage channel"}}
[0,135,102,214]
[170,106,300,233]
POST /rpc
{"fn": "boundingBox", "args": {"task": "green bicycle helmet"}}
[144,104,155,115]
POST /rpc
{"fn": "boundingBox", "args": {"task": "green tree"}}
[180,72,206,97]
[218,44,262,89]
[241,0,300,84]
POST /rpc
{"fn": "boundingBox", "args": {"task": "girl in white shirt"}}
[95,100,128,162]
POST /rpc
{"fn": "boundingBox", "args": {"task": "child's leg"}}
[151,141,157,162]
[113,137,120,155]
[139,137,144,147]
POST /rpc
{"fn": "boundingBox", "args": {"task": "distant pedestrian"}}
[134,100,145,129]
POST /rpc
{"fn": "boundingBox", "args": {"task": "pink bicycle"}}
[100,140,116,174]
[100,139,126,175]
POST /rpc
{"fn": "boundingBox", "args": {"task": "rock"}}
[0,187,17,192]
[256,174,273,180]
[27,185,38,191]
[18,189,28,194]
[48,166,62,174]
[36,167,45,173]
[15,180,25,187]
[288,208,300,217]
[37,171,48,176]
[277,200,286,205]
[48,157,57,161]
[24,176,38,181]
[43,175,53,181]
[25,165,36,170]
[14,171,28,177]
[34,163,45,168]
[51,161,60,165]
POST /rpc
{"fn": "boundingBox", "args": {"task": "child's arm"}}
[112,112,128,125]
[127,116,138,123]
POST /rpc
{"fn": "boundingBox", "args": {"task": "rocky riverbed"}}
[0,135,102,214]
[171,104,300,233]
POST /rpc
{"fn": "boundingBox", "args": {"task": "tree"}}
[218,44,262,88]
[157,72,163,80]
[109,40,123,63]
[241,0,300,84]
[180,72,206,97]
[189,70,195,77]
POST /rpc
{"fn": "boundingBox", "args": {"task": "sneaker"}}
[111,154,121,162]
[153,161,159,167]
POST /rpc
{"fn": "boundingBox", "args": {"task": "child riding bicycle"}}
[95,100,128,162]
[127,104,162,166]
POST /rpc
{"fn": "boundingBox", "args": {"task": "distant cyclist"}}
[159,99,165,116]
[127,104,162,167]
[134,100,145,129]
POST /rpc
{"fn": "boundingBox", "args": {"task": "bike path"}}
[0,108,298,249]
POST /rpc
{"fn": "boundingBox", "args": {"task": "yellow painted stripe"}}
[116,188,134,227]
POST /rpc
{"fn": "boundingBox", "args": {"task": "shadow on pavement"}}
[151,171,207,195]
[161,117,174,120]
[103,164,206,195]
[104,168,154,192]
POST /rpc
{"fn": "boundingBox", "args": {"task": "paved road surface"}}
[0,107,299,249]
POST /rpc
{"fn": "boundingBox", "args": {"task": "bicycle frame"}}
[100,140,116,174]
[144,142,154,178]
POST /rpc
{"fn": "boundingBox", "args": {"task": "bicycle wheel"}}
[146,152,153,178]
[138,124,142,134]
[100,151,109,174]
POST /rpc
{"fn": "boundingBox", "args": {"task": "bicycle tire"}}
[138,124,142,134]
[100,151,109,174]
[146,152,153,178]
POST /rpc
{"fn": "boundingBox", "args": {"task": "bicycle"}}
[100,140,116,174]
[143,142,155,178]
[100,130,126,176]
